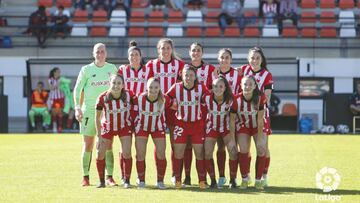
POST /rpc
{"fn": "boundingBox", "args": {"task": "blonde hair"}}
[93,43,106,54]
[147,77,164,108]
[157,38,181,61]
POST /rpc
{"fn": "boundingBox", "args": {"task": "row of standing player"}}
[73,38,273,189]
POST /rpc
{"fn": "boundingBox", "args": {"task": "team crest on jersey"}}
[194,92,200,98]
[171,67,177,73]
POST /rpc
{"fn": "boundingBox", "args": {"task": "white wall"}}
[0,57,27,117]
[299,58,360,129]
[300,58,360,93]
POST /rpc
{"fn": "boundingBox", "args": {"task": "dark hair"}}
[189,42,205,65]
[37,81,44,86]
[242,76,261,108]
[212,75,233,104]
[58,5,64,10]
[183,65,198,86]
[218,48,233,59]
[147,77,164,108]
[190,42,204,52]
[38,5,45,12]
[128,40,145,66]
[49,67,60,78]
[105,74,127,103]
[248,46,267,70]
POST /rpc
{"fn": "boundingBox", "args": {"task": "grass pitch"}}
[0,134,359,203]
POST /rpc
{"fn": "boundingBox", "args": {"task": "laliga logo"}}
[315,167,341,193]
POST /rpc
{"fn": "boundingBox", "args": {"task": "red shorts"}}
[206,129,229,139]
[165,109,176,127]
[136,129,166,139]
[237,127,271,136]
[52,98,64,108]
[173,119,204,144]
[101,128,132,140]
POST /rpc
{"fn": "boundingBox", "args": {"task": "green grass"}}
[0,134,359,203]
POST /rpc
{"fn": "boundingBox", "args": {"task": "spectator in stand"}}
[93,0,110,11]
[218,0,244,30]
[350,81,360,116]
[169,0,185,11]
[150,0,166,11]
[110,0,132,19]
[75,0,94,10]
[277,0,298,34]
[29,81,51,131]
[51,5,70,38]
[187,0,203,9]
[24,6,48,48]
[262,0,278,25]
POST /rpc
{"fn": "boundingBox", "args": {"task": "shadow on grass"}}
[121,185,360,196]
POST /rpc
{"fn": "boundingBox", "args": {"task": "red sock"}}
[238,152,249,178]
[136,160,145,182]
[183,147,192,177]
[264,157,270,175]
[66,118,73,129]
[124,157,132,181]
[154,148,167,182]
[57,114,63,129]
[96,159,105,182]
[174,158,183,182]
[255,156,266,180]
[205,159,216,180]
[217,150,226,177]
[119,153,125,179]
[156,157,167,182]
[229,159,238,180]
[196,159,206,182]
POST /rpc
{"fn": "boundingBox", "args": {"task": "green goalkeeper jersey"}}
[74,62,118,112]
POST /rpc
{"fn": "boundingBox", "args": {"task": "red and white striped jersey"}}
[213,67,242,94]
[184,63,216,89]
[96,90,135,134]
[241,65,274,92]
[146,58,185,94]
[166,82,209,122]
[134,92,171,133]
[232,92,266,129]
[118,64,154,96]
[48,77,64,99]
[203,93,234,133]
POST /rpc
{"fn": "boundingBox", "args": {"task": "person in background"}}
[350,81,360,116]
[24,6,48,48]
[47,67,65,133]
[262,0,278,25]
[218,0,244,30]
[51,5,70,38]
[29,81,51,131]
[277,0,298,34]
